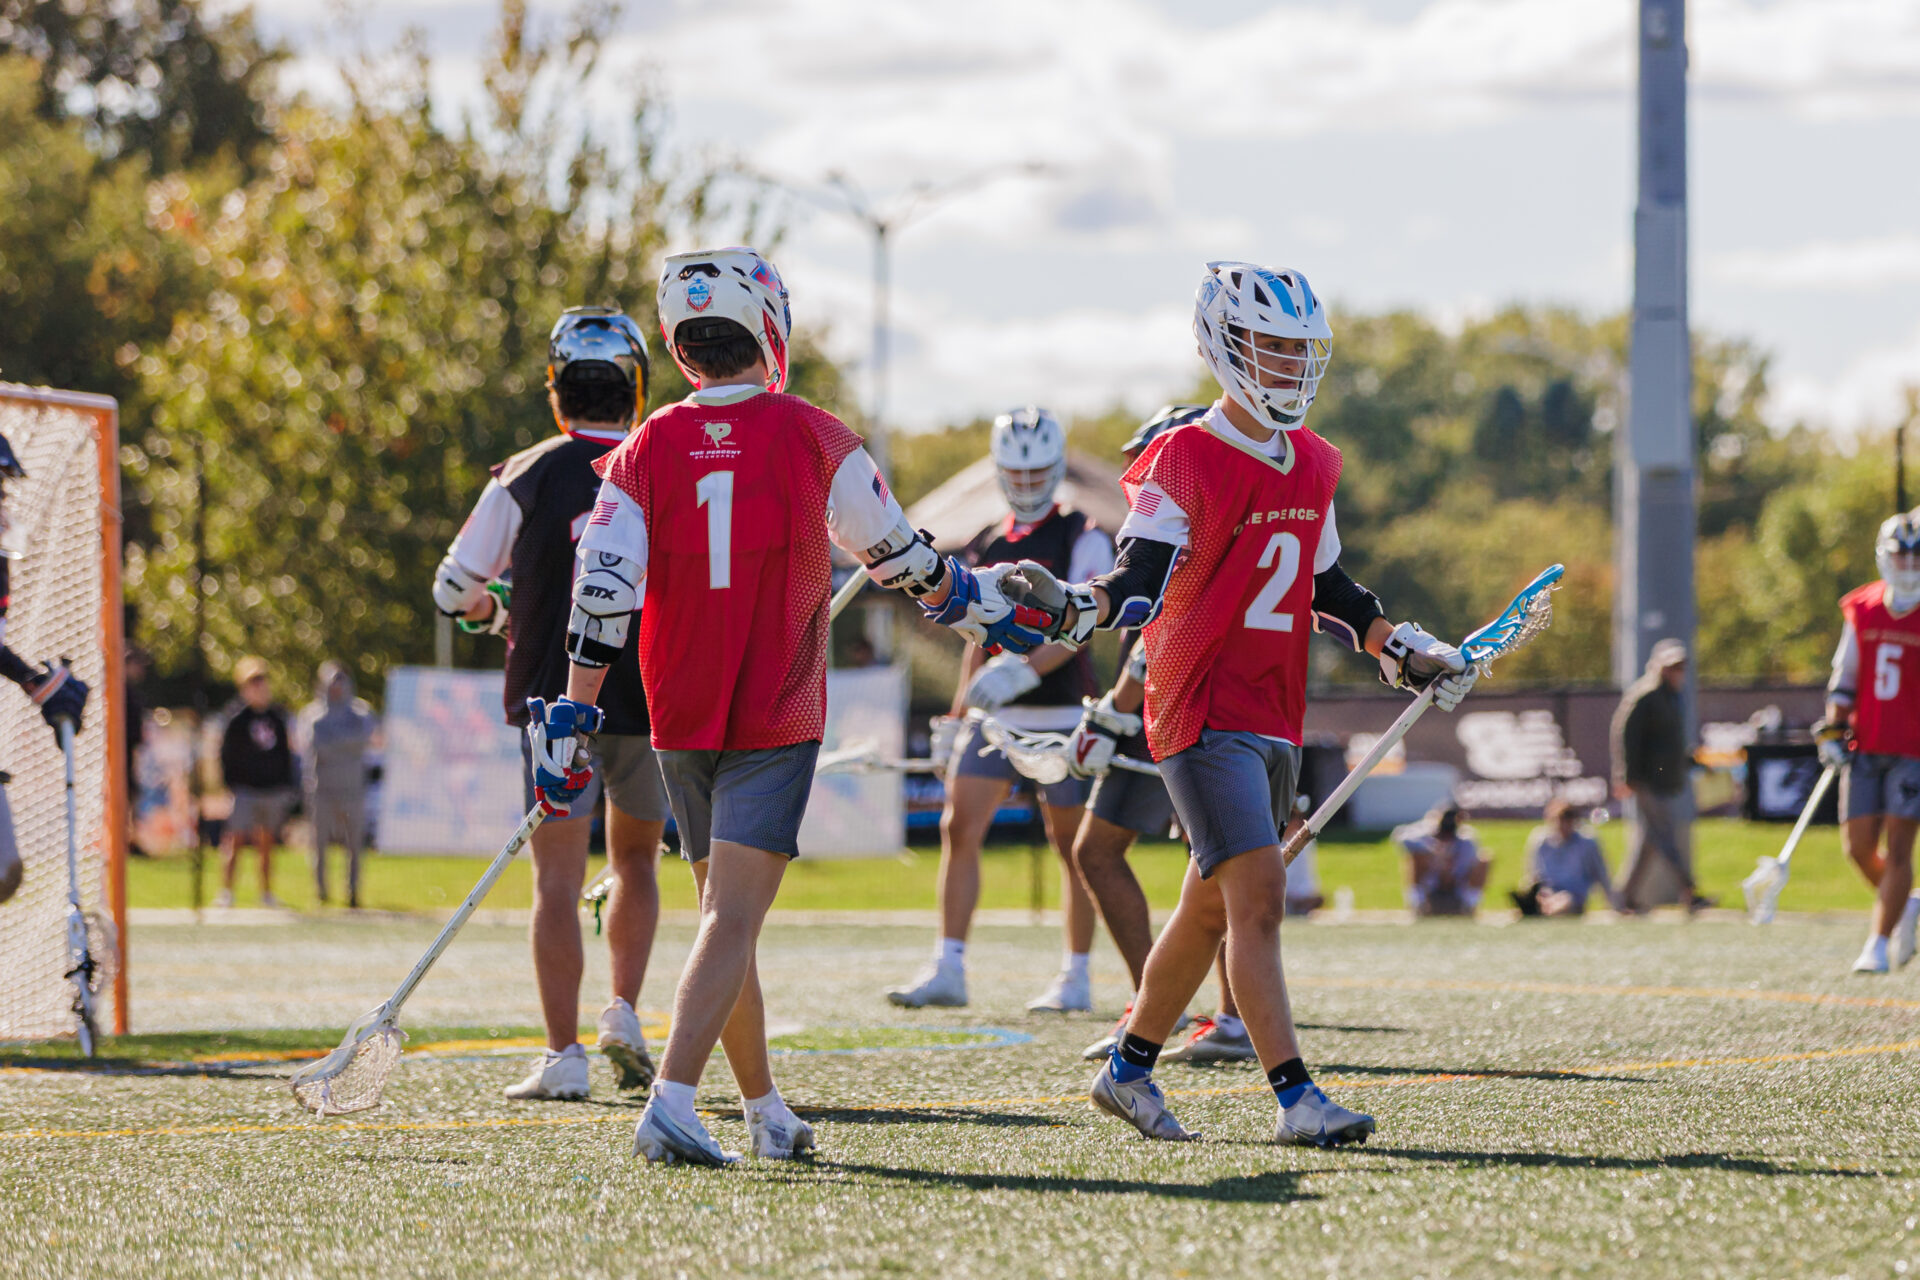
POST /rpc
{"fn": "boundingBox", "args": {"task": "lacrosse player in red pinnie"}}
[1826,510,1920,974]
[1007,261,1477,1149]
[547,246,1053,1167]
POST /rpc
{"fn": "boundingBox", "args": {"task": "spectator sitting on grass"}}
[1398,805,1489,918]
[1510,798,1613,918]
[216,656,297,909]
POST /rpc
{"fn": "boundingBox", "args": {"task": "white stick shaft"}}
[1282,688,1437,866]
[1110,755,1160,777]
[58,720,81,909]
[829,571,866,621]
[386,803,546,1013]
[1774,766,1837,869]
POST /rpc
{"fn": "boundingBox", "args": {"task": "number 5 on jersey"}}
[697,470,733,589]
[1876,643,1902,702]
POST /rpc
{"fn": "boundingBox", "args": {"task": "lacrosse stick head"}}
[1459,564,1564,675]
[290,1005,407,1115]
[814,742,884,776]
[1741,856,1787,925]
[971,713,1073,786]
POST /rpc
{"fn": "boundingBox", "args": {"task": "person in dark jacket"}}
[217,656,297,908]
[1611,639,1710,913]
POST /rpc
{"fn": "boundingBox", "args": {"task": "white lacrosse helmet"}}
[990,406,1067,522]
[1876,509,1920,600]
[1193,260,1332,431]
[657,247,793,392]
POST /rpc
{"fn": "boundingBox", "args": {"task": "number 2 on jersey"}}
[696,470,733,590]
[1244,532,1301,632]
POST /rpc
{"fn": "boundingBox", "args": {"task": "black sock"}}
[1115,1032,1162,1077]
[1267,1056,1312,1102]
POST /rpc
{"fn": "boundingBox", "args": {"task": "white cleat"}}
[632,1096,740,1167]
[1089,1058,1198,1142]
[1853,936,1891,975]
[596,998,656,1093]
[1026,970,1092,1013]
[1894,897,1920,970]
[747,1106,817,1160]
[1161,1016,1258,1064]
[1276,1085,1376,1149]
[502,1044,590,1100]
[886,962,968,1008]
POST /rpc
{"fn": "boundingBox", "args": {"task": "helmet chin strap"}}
[1888,577,1920,613]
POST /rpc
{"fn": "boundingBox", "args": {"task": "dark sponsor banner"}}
[1301,685,1828,819]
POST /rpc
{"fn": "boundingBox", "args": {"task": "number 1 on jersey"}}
[696,470,733,590]
[1244,532,1301,632]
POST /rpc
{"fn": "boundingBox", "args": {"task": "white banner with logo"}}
[378,666,525,855]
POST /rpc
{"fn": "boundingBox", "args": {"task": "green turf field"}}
[127,817,1876,916]
[4,910,1916,1278]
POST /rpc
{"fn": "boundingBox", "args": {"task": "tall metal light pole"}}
[1617,0,1695,698]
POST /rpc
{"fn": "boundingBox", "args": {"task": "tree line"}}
[0,0,1897,701]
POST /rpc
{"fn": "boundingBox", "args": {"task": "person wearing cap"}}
[217,656,298,908]
[1611,638,1710,913]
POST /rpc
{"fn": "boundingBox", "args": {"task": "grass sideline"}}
[3,916,1916,1278]
[126,818,1874,916]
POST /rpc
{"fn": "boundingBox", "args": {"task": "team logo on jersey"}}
[686,278,713,312]
[692,420,742,461]
[704,422,732,448]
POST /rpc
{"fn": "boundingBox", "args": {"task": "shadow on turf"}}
[0,1057,284,1080]
[1367,1147,1879,1178]
[1296,1023,1407,1035]
[1316,1061,1655,1086]
[711,1104,1058,1130]
[814,1159,1318,1204]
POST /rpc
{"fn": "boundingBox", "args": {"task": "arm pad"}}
[432,554,492,618]
[1090,537,1180,631]
[566,551,641,668]
[861,515,948,599]
[1309,562,1385,652]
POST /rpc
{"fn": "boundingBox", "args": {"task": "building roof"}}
[903,452,1130,553]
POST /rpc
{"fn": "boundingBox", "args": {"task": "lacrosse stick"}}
[1279,564,1566,866]
[291,799,548,1114]
[1741,764,1836,925]
[56,719,104,1057]
[966,710,1162,787]
[814,742,943,776]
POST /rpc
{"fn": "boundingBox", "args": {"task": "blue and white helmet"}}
[1193,261,1332,431]
[990,406,1066,522]
[1877,509,1920,600]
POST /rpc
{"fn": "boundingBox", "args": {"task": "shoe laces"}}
[1182,1016,1216,1045]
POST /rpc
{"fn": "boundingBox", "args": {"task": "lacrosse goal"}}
[0,383,128,1040]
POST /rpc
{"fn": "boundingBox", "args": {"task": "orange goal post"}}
[0,383,128,1040]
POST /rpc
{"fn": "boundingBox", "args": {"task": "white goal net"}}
[0,384,126,1041]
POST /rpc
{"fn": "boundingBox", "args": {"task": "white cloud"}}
[1710,236,1920,292]
[1765,320,1920,434]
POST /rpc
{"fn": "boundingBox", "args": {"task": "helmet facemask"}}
[1877,511,1920,604]
[990,406,1067,522]
[1193,261,1333,432]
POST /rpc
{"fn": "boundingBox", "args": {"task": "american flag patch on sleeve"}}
[587,499,619,527]
[1133,488,1161,517]
[871,471,891,505]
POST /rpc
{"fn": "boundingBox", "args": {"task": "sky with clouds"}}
[256,0,1920,435]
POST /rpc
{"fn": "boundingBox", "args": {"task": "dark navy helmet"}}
[547,306,651,424]
[1122,404,1208,459]
[0,432,22,480]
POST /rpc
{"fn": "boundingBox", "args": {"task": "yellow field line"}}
[7,1036,1918,1144]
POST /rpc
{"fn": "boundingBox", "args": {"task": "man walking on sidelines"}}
[433,305,667,1101]
[1008,262,1476,1147]
[546,246,1051,1165]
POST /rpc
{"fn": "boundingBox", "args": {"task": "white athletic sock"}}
[653,1080,699,1126]
[1213,1013,1245,1037]
[1064,952,1090,982]
[743,1087,785,1116]
[939,938,967,967]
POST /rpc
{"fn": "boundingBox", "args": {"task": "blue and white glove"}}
[928,715,964,770]
[965,652,1042,711]
[1378,623,1477,712]
[922,560,1050,656]
[525,696,604,816]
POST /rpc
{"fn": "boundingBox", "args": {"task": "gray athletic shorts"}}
[1159,728,1300,877]
[1841,752,1920,822]
[520,732,670,824]
[1087,760,1175,837]
[655,740,821,862]
[228,786,298,835]
[950,716,1091,809]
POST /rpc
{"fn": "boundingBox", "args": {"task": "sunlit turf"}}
[125,818,1875,916]
[3,916,1916,1278]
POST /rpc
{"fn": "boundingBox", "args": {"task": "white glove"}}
[1814,720,1850,771]
[966,652,1042,711]
[1066,692,1143,779]
[929,715,963,769]
[1430,665,1478,712]
[1378,622,1468,700]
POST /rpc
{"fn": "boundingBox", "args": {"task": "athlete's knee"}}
[1221,866,1289,933]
